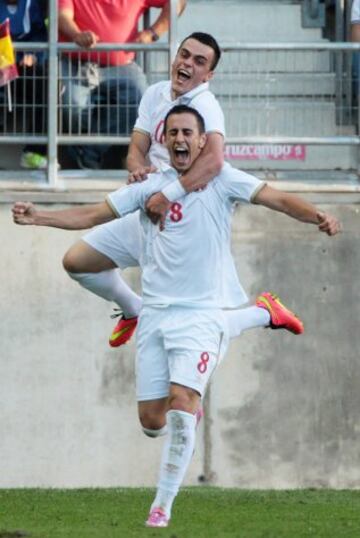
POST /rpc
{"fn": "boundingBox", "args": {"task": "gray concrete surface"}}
[0,196,359,488]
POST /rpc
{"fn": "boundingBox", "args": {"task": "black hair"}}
[164,105,206,134]
[179,32,221,70]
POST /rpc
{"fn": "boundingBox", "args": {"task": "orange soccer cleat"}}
[256,292,304,335]
[109,312,138,347]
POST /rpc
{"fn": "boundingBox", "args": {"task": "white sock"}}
[67,270,142,318]
[151,409,196,519]
[225,306,271,339]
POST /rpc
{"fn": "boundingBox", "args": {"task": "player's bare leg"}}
[138,398,169,437]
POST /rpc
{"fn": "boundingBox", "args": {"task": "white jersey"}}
[107,163,265,309]
[352,0,360,23]
[134,80,225,171]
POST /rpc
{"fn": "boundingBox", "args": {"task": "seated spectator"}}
[58,0,186,170]
[0,0,49,169]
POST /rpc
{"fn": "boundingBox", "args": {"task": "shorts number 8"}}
[197,352,210,374]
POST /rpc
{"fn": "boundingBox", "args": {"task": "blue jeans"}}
[60,58,147,168]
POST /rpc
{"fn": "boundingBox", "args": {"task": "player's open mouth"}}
[177,69,191,82]
[174,147,190,165]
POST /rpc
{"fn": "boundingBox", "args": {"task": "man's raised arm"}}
[253,185,341,236]
[12,201,116,230]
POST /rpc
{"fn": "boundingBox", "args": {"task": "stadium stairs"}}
[150,0,359,182]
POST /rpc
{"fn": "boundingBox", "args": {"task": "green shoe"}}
[20,151,47,170]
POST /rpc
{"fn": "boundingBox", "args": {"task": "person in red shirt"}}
[58,0,186,169]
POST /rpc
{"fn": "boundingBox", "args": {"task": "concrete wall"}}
[1,197,359,488]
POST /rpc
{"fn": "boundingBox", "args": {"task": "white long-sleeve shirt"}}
[107,163,265,309]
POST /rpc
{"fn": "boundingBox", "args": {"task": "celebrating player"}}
[59,32,304,348]
[13,105,341,527]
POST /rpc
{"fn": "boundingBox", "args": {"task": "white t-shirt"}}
[134,81,225,171]
[132,80,249,307]
[352,0,360,24]
[107,163,265,309]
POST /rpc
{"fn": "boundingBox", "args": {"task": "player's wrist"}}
[161,179,186,203]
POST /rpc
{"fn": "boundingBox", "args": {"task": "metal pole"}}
[143,10,151,79]
[47,0,58,187]
[168,0,178,75]
[357,55,360,173]
[334,0,345,125]
[309,0,320,19]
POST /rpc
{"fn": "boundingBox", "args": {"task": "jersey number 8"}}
[169,202,183,222]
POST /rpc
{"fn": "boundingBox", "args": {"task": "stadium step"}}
[177,1,325,43]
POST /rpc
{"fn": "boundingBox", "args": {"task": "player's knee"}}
[62,248,82,274]
[168,391,197,414]
[139,411,166,433]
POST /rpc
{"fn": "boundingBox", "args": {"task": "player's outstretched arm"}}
[253,185,341,236]
[12,201,116,230]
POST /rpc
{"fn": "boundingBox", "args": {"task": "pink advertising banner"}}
[225,144,306,161]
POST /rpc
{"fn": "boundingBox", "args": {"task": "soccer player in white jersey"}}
[13,105,341,527]
[60,32,304,348]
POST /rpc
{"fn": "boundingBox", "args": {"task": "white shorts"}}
[136,305,229,401]
[82,212,143,269]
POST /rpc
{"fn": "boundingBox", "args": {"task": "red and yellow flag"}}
[0,18,18,87]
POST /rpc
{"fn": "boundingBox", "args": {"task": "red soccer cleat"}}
[109,315,138,347]
[256,292,304,335]
[145,508,169,528]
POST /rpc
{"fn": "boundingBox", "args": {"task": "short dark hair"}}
[179,32,221,70]
[164,105,206,135]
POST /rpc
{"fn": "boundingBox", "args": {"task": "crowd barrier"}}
[0,0,359,187]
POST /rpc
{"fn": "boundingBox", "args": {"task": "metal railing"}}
[0,0,178,188]
[216,42,360,143]
[0,0,359,189]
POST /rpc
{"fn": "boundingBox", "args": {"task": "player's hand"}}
[12,202,37,225]
[317,211,341,236]
[127,165,157,184]
[74,31,99,48]
[145,192,171,230]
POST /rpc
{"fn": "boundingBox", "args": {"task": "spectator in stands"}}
[0,0,48,169]
[58,0,186,170]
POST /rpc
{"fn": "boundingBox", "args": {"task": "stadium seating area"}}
[0,0,358,175]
